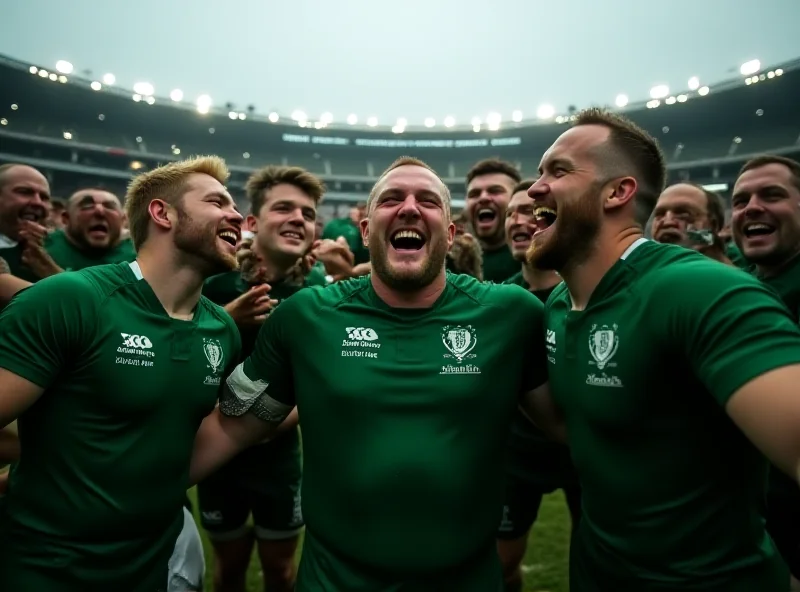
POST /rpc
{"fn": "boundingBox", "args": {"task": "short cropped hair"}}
[573,108,666,227]
[125,155,229,250]
[245,165,326,217]
[512,178,537,195]
[739,155,800,192]
[465,158,521,188]
[367,156,451,214]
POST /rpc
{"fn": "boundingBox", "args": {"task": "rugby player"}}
[528,108,800,590]
[464,158,521,282]
[730,154,800,589]
[498,180,580,592]
[191,156,560,591]
[0,155,244,591]
[197,164,326,592]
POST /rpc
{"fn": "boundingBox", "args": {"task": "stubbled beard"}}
[526,185,602,272]
[173,208,238,276]
[369,232,448,292]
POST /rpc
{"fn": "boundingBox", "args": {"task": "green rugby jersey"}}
[222,272,548,590]
[546,239,799,590]
[322,218,370,265]
[480,245,519,284]
[0,261,240,590]
[45,229,137,271]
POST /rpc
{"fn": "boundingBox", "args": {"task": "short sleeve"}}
[660,261,800,406]
[512,287,549,392]
[0,272,99,388]
[219,295,296,423]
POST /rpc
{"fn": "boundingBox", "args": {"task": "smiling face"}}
[363,165,455,292]
[0,165,51,240]
[526,125,609,272]
[505,189,537,262]
[65,189,125,251]
[731,162,800,270]
[171,173,242,274]
[465,172,516,246]
[248,183,317,267]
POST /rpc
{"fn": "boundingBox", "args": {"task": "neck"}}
[561,226,643,311]
[370,269,447,308]
[135,243,206,319]
[521,263,561,292]
[756,246,800,279]
[253,241,297,283]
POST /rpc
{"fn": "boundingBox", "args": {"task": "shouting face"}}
[465,172,515,246]
[731,162,800,270]
[505,189,537,262]
[526,125,609,272]
[363,165,455,292]
[65,189,125,251]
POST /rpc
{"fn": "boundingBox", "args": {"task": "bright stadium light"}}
[170,89,183,102]
[488,121,500,131]
[196,95,212,114]
[346,113,357,125]
[38,69,48,78]
[615,94,629,107]
[392,124,404,134]
[55,60,73,74]
[103,73,116,85]
[536,104,555,120]
[443,115,455,128]
[268,112,279,122]
[145,96,155,105]
[688,76,700,91]
[58,75,68,83]
[665,96,677,105]
[48,73,58,81]
[132,94,142,102]
[291,110,307,121]
[314,121,323,129]
[228,111,238,120]
[775,68,784,76]
[472,124,481,132]
[133,82,154,96]
[649,85,669,99]
[298,120,307,128]
[238,112,246,120]
[740,59,760,76]
[320,112,333,124]
[677,94,688,103]
[366,116,378,127]
[486,112,501,126]
[424,117,435,128]
[91,81,102,91]
[646,99,660,109]
[63,131,73,140]
[511,110,523,122]
[29,66,38,74]
[471,116,482,127]
[698,86,710,96]
[397,117,408,127]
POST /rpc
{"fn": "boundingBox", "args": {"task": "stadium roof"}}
[1,0,799,131]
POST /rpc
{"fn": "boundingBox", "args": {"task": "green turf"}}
[188,488,571,592]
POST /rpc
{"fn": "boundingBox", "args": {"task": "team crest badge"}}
[588,324,619,370]
[203,338,224,374]
[441,325,478,363]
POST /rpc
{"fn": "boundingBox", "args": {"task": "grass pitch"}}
[189,489,572,592]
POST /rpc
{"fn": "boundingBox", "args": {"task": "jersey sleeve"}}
[0,272,99,388]
[512,286,549,392]
[659,261,800,407]
[218,294,297,423]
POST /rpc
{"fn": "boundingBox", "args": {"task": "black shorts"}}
[196,437,303,542]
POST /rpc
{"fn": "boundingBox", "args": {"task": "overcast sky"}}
[2,0,799,128]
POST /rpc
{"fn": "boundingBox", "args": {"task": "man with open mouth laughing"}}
[190,156,559,592]
[465,158,522,283]
[731,154,800,589]
[42,188,136,273]
[0,156,243,591]
[528,108,800,591]
[197,164,327,592]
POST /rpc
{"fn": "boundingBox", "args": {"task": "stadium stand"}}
[1,53,799,218]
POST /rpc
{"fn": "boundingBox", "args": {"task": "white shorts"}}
[167,506,206,592]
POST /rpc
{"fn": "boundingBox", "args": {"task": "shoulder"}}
[6,264,124,313]
[448,272,543,312]
[501,271,524,286]
[199,296,238,331]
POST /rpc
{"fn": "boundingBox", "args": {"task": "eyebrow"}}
[538,157,574,175]
[206,191,237,208]
[466,184,506,196]
[378,187,443,204]
[731,184,786,202]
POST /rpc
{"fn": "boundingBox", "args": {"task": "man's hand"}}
[312,237,355,279]
[19,221,63,279]
[224,284,277,326]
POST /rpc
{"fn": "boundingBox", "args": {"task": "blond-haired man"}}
[0,155,243,591]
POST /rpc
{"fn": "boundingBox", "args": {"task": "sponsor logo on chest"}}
[116,332,156,367]
[440,324,481,375]
[341,327,381,359]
